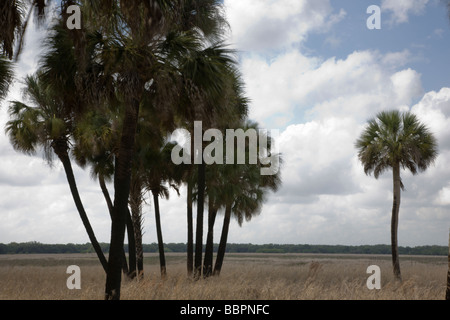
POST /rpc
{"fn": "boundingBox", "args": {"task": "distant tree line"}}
[0,241,447,256]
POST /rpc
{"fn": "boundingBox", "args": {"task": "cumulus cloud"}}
[241,49,424,128]
[277,117,361,198]
[224,0,346,52]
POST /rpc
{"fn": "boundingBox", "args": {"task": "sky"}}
[0,0,450,247]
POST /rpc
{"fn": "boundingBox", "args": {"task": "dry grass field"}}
[0,252,447,300]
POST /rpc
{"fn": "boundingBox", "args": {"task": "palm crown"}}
[356,110,438,185]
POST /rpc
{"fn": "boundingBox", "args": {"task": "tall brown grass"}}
[0,253,447,300]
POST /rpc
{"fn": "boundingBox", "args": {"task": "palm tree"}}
[200,63,251,277]
[72,110,137,278]
[212,125,282,276]
[129,88,181,279]
[177,42,245,278]
[5,73,108,272]
[141,141,182,278]
[356,110,438,280]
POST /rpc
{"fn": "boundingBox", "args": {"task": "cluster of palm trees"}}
[1,1,281,299]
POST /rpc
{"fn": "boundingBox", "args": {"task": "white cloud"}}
[381,0,429,25]
[435,185,450,205]
[224,0,345,52]
[390,68,423,106]
[411,87,450,149]
[381,49,412,68]
[241,49,424,128]
[277,117,360,197]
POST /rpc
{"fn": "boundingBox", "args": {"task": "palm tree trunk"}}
[99,175,133,277]
[203,201,217,278]
[194,161,206,279]
[187,180,194,276]
[152,190,166,278]
[391,163,402,281]
[56,147,108,272]
[99,175,113,215]
[105,99,140,300]
[213,202,231,276]
[129,176,143,278]
[125,208,137,278]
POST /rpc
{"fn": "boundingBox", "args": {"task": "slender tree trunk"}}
[213,203,231,276]
[391,163,402,281]
[203,201,217,278]
[126,208,137,278]
[129,176,143,278]
[446,228,450,300]
[99,175,113,215]
[99,175,133,277]
[105,99,140,300]
[56,146,108,272]
[187,180,194,276]
[194,161,206,279]
[152,190,166,278]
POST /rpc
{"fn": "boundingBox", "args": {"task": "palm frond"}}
[0,55,14,99]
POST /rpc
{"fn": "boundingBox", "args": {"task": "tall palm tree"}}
[356,110,438,281]
[72,110,137,278]
[212,124,281,276]
[129,87,181,279]
[177,42,244,278]
[141,141,182,278]
[5,73,108,272]
[203,73,251,277]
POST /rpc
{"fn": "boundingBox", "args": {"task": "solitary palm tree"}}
[356,110,438,280]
